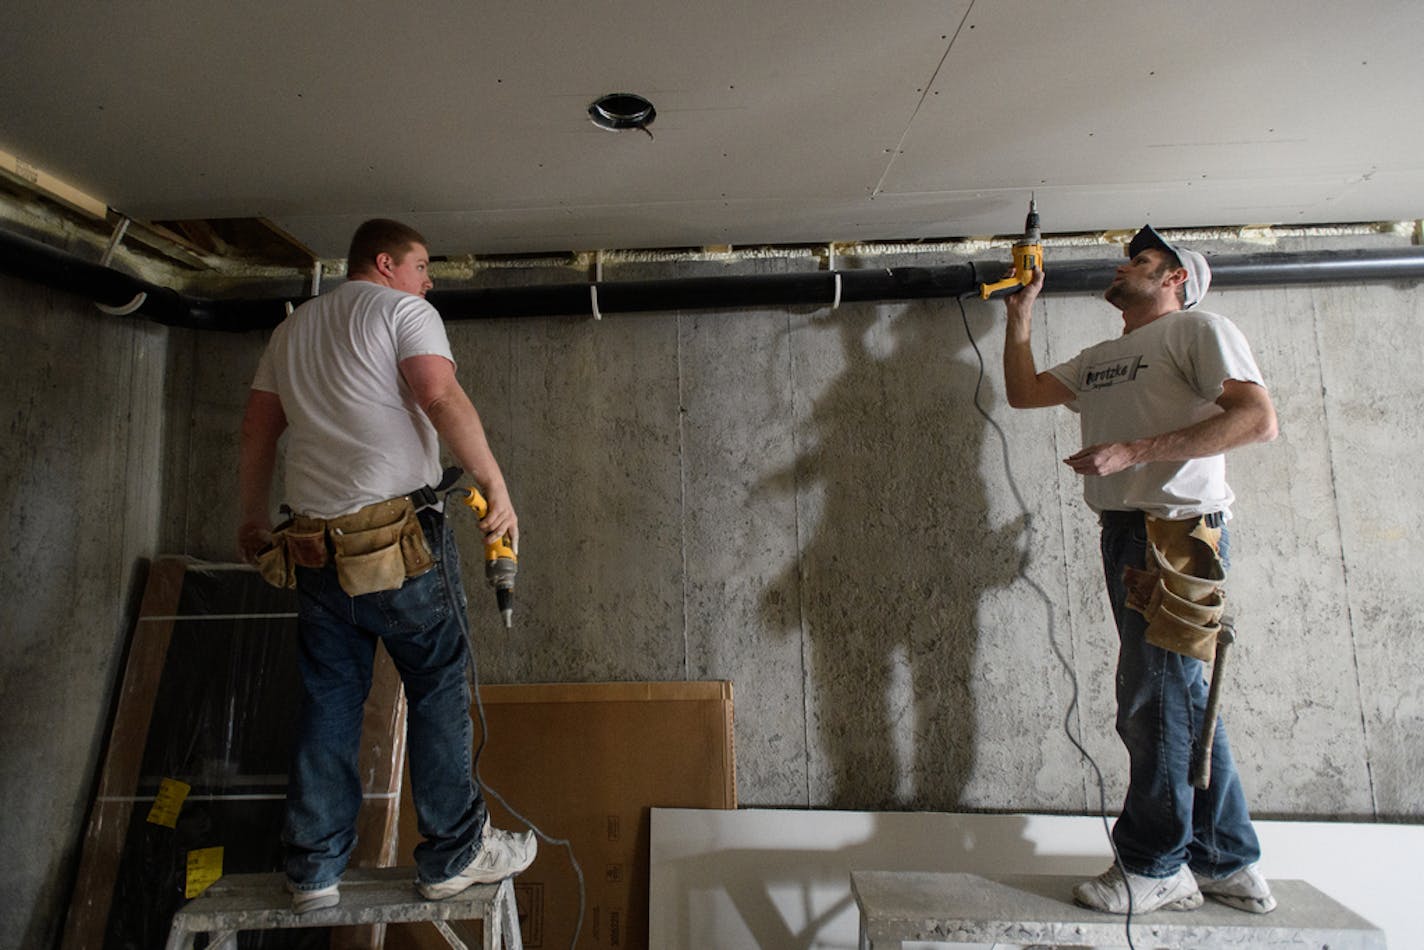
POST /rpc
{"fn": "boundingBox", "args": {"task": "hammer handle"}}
[1190,618,1236,790]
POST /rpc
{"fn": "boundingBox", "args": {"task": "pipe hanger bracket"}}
[95,291,147,316]
[94,216,147,315]
[590,251,604,320]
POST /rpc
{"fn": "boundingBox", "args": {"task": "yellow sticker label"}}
[185,846,223,898]
[146,778,191,828]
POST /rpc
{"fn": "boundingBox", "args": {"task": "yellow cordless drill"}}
[461,486,518,628]
[978,196,1043,299]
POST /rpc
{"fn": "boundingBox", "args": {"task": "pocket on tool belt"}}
[331,519,406,596]
[285,522,329,569]
[399,514,435,579]
[255,538,295,590]
[1143,576,1224,662]
[328,499,434,596]
[1131,516,1228,663]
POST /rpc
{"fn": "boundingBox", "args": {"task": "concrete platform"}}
[851,870,1386,949]
[164,867,522,950]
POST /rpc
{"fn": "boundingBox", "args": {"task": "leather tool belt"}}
[256,494,435,596]
[1122,513,1227,662]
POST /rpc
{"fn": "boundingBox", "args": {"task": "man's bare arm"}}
[237,389,288,562]
[400,354,516,544]
[1064,379,1278,477]
[1002,269,1074,409]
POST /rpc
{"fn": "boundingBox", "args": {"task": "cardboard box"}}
[388,681,736,950]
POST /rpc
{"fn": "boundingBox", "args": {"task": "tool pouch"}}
[254,516,326,591]
[255,524,295,590]
[1123,516,1226,662]
[328,497,434,596]
[284,520,331,569]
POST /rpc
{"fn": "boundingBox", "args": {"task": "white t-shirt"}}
[1047,309,1265,519]
[251,280,455,518]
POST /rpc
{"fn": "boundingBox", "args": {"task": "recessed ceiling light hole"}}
[588,93,656,138]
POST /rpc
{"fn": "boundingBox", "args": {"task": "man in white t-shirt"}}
[237,219,535,912]
[1001,226,1279,916]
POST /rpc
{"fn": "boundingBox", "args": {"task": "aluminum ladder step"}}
[164,866,522,950]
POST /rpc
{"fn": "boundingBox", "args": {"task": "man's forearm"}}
[237,390,287,560]
[1003,314,1072,409]
[238,391,286,529]
[238,452,276,529]
[423,387,506,496]
[1129,403,1276,463]
[1067,386,1277,477]
[1003,322,1040,408]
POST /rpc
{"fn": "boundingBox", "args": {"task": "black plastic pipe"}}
[0,227,277,331]
[2,225,1422,331]
[1033,247,1424,294]
[430,265,985,318]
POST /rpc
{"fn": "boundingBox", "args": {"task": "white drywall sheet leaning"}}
[650,808,1416,949]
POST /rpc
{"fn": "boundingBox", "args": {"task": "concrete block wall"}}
[2,232,1421,946]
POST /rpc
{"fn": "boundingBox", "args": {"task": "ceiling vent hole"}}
[589,93,656,134]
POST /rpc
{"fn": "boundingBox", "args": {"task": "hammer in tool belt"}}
[1189,615,1236,790]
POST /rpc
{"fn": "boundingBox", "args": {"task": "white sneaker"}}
[1194,864,1277,914]
[1073,863,1203,914]
[286,879,340,913]
[419,819,537,900]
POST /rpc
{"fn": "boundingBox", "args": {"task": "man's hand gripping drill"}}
[980,196,1043,301]
[461,486,519,628]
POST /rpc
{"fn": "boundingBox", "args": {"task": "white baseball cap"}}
[1128,224,1211,309]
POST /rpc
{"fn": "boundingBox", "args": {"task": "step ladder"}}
[164,866,522,950]
[850,870,1385,949]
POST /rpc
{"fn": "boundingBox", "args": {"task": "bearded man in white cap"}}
[1000,226,1279,915]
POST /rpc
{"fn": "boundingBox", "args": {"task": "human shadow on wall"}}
[759,301,1025,810]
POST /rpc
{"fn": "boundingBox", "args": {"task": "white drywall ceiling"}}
[2,0,1420,258]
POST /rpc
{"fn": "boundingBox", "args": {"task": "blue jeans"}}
[1100,511,1261,879]
[284,507,486,890]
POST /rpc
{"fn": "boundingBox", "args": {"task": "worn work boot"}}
[1073,863,1203,914]
[418,818,537,900]
[286,879,340,913]
[1194,864,1277,913]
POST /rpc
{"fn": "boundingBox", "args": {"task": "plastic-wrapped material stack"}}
[62,557,407,950]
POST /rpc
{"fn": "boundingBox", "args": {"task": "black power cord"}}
[448,488,587,950]
[955,292,1139,948]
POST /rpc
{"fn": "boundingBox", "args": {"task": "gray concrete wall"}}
[3,232,1421,947]
[170,232,1424,821]
[0,275,169,950]
[170,234,1424,822]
